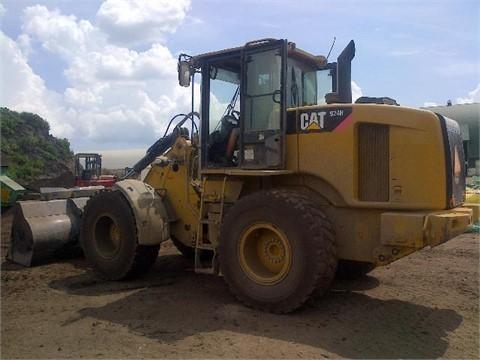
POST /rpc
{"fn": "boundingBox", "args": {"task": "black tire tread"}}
[80,190,159,280]
[219,188,337,313]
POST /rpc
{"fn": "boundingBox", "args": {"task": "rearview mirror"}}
[178,61,191,87]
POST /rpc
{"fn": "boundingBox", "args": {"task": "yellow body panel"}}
[144,138,200,247]
[143,104,471,267]
[293,104,446,209]
[423,209,472,247]
[463,203,480,223]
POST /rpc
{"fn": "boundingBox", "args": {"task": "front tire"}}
[80,191,159,280]
[219,189,337,313]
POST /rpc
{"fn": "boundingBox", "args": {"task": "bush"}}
[0,107,74,185]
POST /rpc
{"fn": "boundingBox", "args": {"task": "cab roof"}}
[191,38,327,69]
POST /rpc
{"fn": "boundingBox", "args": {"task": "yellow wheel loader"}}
[10,39,472,313]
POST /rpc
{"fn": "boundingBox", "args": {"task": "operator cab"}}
[178,38,354,169]
[75,153,102,181]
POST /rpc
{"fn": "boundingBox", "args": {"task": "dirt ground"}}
[1,208,478,359]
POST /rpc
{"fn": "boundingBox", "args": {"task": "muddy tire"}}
[219,189,337,313]
[80,191,159,280]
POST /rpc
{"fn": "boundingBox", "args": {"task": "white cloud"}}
[186,15,204,25]
[351,81,363,102]
[8,4,193,149]
[0,3,6,18]
[456,83,480,104]
[2,0,367,154]
[93,148,146,169]
[96,0,191,46]
[16,33,33,57]
[422,84,480,107]
[0,31,73,137]
[65,43,177,84]
[22,5,102,60]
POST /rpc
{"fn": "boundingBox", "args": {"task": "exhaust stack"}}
[326,40,355,104]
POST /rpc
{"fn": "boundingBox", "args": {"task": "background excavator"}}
[10,39,472,313]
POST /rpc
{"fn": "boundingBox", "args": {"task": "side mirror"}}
[178,61,191,87]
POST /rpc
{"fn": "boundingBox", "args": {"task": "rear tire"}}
[219,189,337,313]
[80,191,159,280]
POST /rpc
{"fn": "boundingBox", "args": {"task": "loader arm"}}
[124,126,187,179]
[9,112,199,266]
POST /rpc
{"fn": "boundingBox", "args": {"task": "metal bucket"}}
[7,186,104,266]
[8,197,89,266]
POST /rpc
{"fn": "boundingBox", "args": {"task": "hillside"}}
[0,107,74,189]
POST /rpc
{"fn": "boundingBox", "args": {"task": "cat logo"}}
[288,107,352,134]
[300,111,327,131]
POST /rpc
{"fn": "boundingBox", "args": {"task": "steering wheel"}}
[230,110,240,122]
[221,112,238,129]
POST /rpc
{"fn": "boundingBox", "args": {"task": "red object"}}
[74,175,116,187]
[74,153,117,187]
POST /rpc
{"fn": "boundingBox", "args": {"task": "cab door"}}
[240,40,287,169]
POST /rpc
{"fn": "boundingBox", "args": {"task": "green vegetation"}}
[0,107,74,186]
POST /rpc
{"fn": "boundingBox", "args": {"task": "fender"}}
[114,179,170,245]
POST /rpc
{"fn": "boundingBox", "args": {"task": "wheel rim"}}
[238,222,292,285]
[94,214,121,259]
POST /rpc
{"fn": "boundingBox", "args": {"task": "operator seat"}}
[208,114,239,166]
[225,127,240,160]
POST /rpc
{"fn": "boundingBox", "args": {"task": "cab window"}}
[286,58,333,108]
[206,64,241,167]
[244,49,282,131]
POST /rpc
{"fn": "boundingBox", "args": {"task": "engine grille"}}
[358,123,390,202]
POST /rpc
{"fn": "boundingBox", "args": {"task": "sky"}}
[0,0,479,168]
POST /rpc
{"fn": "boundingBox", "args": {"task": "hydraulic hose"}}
[123,112,199,179]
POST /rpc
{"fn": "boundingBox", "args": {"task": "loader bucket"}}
[8,197,89,266]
